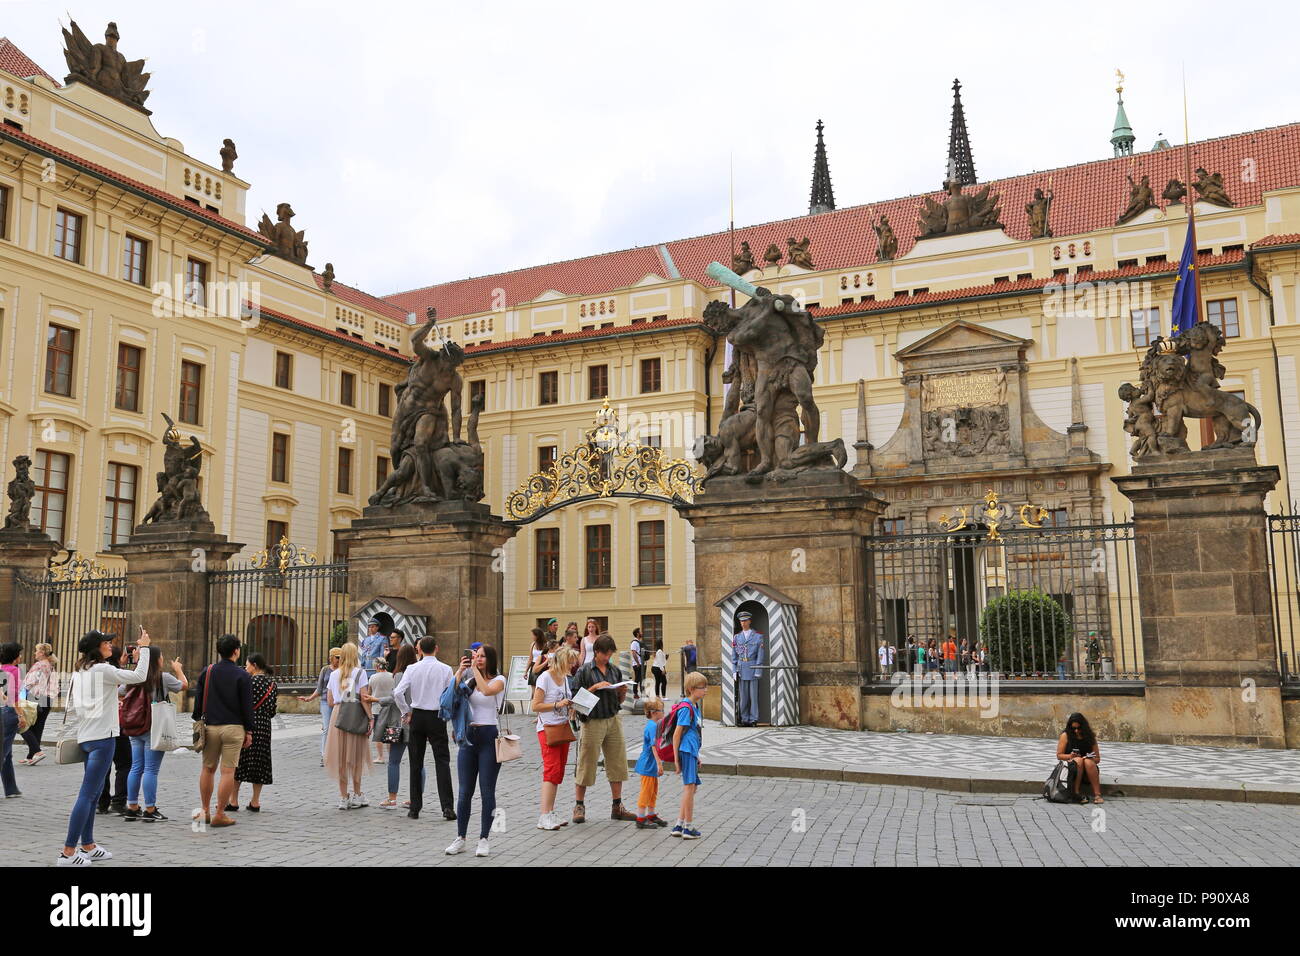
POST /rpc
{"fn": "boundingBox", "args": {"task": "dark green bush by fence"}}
[979,588,1071,675]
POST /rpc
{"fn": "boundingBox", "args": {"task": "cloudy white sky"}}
[5,0,1297,297]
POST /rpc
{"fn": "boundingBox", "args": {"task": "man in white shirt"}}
[393,635,455,820]
[629,629,643,700]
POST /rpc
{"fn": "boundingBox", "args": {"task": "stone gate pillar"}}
[112,521,243,676]
[338,501,517,668]
[677,470,887,730]
[0,527,58,648]
[1113,448,1285,748]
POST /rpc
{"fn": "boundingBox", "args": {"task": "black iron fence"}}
[1267,508,1300,685]
[865,521,1141,682]
[207,551,348,684]
[11,567,129,687]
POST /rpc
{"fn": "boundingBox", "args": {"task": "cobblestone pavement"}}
[5,715,1299,866]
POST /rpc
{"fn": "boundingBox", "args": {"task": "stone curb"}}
[624,757,1300,805]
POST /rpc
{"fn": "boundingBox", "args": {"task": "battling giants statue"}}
[698,263,846,483]
[1118,322,1261,459]
[369,308,484,507]
[142,414,209,524]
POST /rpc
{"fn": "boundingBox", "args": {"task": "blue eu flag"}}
[1170,221,1199,335]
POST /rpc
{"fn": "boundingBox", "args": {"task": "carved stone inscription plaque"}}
[922,369,1006,411]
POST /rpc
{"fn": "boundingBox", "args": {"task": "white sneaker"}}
[475,838,490,857]
[80,845,112,861]
[337,798,351,810]
[445,837,465,855]
[349,793,369,808]
[538,812,565,831]
[57,849,91,867]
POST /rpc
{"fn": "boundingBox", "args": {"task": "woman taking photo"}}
[445,643,505,858]
[651,639,667,698]
[233,653,277,812]
[366,641,418,809]
[297,647,342,766]
[1057,712,1104,804]
[121,647,188,821]
[57,628,151,866]
[531,646,577,830]
[19,643,57,765]
[323,642,370,810]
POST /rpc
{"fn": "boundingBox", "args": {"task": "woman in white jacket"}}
[57,627,151,867]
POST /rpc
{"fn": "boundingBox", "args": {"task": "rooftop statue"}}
[1192,167,1233,208]
[762,243,783,269]
[1116,173,1155,225]
[1025,186,1054,239]
[873,214,898,260]
[786,236,814,270]
[257,203,310,265]
[732,241,755,275]
[220,138,238,174]
[62,20,152,114]
[1162,178,1186,204]
[918,179,1002,238]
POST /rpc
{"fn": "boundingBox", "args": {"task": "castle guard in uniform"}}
[733,611,766,727]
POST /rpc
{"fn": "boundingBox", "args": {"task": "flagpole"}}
[729,151,736,310]
[1183,66,1201,321]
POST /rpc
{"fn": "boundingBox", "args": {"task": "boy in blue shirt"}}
[671,672,708,840]
[633,696,668,829]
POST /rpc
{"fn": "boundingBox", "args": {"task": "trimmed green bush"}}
[330,621,349,649]
[979,588,1071,675]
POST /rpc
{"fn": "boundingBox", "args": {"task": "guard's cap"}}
[738,611,752,622]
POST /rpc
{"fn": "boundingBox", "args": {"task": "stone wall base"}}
[863,688,1148,742]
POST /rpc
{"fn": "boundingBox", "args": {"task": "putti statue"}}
[61,20,152,114]
[697,262,846,483]
[1118,323,1261,458]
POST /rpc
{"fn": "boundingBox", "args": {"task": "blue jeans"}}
[1,706,18,797]
[320,699,333,757]
[64,737,115,847]
[455,725,500,839]
[386,740,425,795]
[126,734,166,808]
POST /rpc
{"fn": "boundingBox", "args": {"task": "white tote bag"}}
[149,699,180,752]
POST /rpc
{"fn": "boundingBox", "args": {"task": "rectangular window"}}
[469,379,486,411]
[274,352,293,389]
[114,344,142,411]
[1131,308,1161,348]
[44,324,76,396]
[640,357,662,393]
[0,184,9,240]
[585,524,612,588]
[53,208,83,263]
[640,614,663,650]
[638,520,666,585]
[266,520,288,549]
[1041,508,1069,528]
[588,364,609,400]
[122,235,149,285]
[535,527,560,591]
[184,258,208,307]
[337,446,353,495]
[179,360,202,425]
[271,433,290,483]
[378,382,392,417]
[376,456,389,487]
[33,450,71,544]
[538,445,557,472]
[103,462,138,549]
[340,371,356,407]
[539,370,559,406]
[880,517,906,536]
[1206,298,1240,338]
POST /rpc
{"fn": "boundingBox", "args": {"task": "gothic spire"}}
[808,119,836,215]
[1111,69,1135,157]
[946,78,977,186]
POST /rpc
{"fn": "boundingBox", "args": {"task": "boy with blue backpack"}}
[670,672,708,840]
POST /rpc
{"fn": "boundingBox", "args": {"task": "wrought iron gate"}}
[11,557,129,672]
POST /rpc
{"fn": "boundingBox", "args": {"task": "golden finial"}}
[1115,68,1125,95]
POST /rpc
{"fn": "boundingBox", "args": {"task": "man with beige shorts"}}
[193,634,254,828]
[571,633,637,824]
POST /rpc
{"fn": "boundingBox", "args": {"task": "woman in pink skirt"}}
[324,643,371,809]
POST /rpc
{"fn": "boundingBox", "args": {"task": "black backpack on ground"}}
[1042,759,1078,803]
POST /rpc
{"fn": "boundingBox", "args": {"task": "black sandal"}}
[225,804,240,812]
[247,805,261,812]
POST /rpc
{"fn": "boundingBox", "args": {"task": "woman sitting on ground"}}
[1056,712,1103,804]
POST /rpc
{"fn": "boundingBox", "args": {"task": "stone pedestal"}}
[677,469,888,730]
[0,528,58,647]
[112,520,243,676]
[338,501,517,668]
[1112,448,1285,748]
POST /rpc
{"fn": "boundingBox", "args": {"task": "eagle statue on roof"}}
[61,20,152,115]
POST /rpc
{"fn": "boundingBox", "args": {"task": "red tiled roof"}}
[0,124,269,247]
[250,301,411,363]
[1251,233,1300,248]
[808,250,1245,318]
[0,37,57,85]
[465,317,698,356]
[384,246,669,321]
[389,123,1300,319]
[313,273,411,323]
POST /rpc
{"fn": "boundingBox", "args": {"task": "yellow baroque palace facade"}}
[5,31,1300,673]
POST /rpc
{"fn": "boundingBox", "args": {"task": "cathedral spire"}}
[946,78,977,186]
[808,119,836,215]
[1111,69,1135,157]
